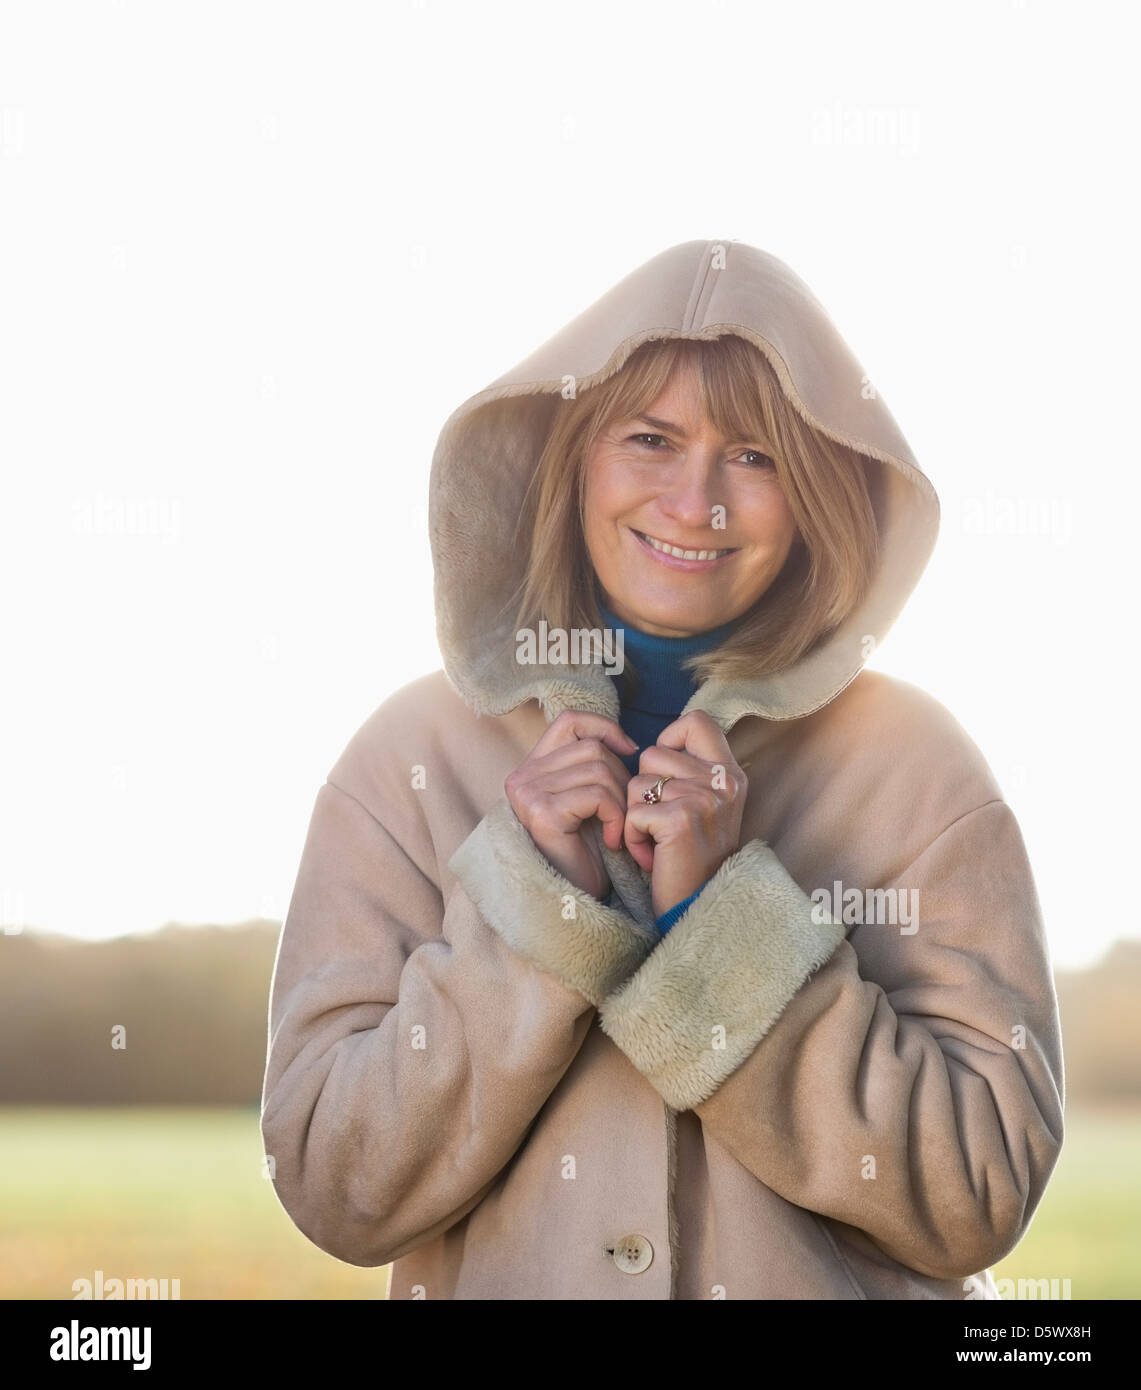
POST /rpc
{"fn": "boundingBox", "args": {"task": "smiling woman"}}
[260,239,1064,1302]
[513,333,879,682]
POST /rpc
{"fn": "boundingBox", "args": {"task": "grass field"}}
[0,1104,1135,1299]
[0,1105,386,1300]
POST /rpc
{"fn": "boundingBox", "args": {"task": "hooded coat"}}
[259,239,1065,1300]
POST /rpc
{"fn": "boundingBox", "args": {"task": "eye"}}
[629,433,670,450]
[738,449,775,468]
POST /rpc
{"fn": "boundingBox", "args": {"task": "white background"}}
[1,0,1136,968]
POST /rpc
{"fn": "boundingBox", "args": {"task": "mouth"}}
[630,528,740,571]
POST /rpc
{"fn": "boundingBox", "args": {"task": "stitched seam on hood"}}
[681,241,719,331]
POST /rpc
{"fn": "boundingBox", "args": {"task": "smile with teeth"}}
[633,529,738,562]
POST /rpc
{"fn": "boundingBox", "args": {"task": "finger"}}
[531,710,637,761]
[626,772,708,808]
[512,758,632,827]
[594,793,629,853]
[526,765,632,831]
[518,736,634,790]
[625,799,690,872]
[622,807,656,872]
[624,801,673,840]
[655,709,735,765]
[527,780,630,849]
[636,743,710,783]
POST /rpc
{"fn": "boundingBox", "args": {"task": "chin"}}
[623,590,731,632]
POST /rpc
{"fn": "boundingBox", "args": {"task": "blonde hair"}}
[511,334,879,687]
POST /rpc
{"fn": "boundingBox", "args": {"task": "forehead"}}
[632,362,764,443]
[643,366,702,415]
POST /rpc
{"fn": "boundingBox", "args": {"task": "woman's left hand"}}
[624,710,749,919]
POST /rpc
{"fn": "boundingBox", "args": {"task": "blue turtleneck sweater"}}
[597,599,741,935]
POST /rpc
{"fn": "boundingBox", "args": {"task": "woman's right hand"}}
[504,711,637,903]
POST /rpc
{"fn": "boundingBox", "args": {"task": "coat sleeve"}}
[594,797,1065,1280]
[260,778,656,1270]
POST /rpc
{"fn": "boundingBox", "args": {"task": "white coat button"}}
[612,1234,653,1274]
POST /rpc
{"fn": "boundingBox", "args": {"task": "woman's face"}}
[582,363,800,638]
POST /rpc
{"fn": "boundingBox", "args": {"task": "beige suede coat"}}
[260,239,1065,1300]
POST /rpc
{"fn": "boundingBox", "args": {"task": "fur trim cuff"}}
[596,840,846,1109]
[448,799,659,1006]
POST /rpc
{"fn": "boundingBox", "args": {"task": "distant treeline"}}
[0,923,280,1103]
[1,924,1139,1105]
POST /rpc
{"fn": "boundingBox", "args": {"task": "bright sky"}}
[1,2,1136,970]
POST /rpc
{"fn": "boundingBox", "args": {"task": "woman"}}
[260,239,1064,1300]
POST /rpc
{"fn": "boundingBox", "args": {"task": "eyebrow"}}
[635,414,689,437]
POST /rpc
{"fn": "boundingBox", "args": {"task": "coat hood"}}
[428,238,939,733]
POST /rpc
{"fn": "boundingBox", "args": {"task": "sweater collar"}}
[597,600,742,716]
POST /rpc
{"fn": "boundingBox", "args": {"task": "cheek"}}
[740,486,798,553]
[583,460,638,542]
[581,473,618,567]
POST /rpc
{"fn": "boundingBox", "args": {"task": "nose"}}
[654,448,720,532]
